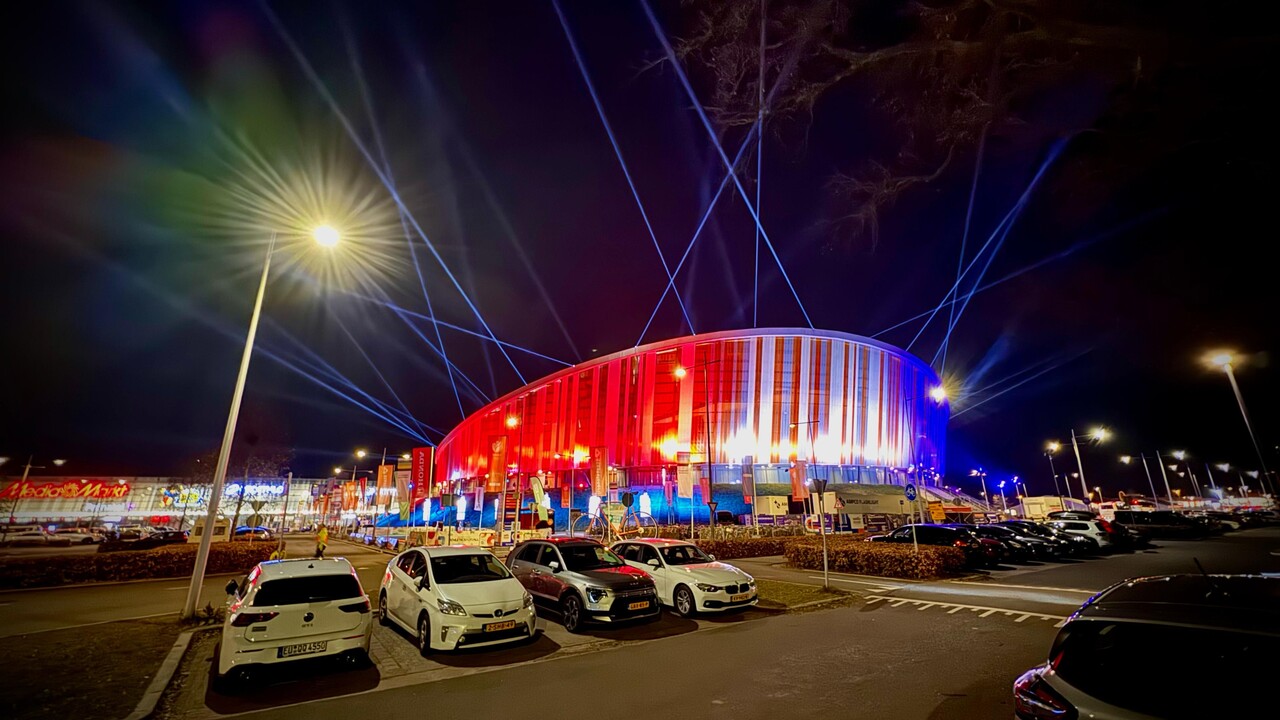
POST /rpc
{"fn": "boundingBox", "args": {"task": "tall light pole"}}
[1045,441,1068,504]
[1205,351,1273,496]
[3,457,67,537]
[1120,454,1162,509]
[182,227,338,620]
[1069,427,1109,506]
[969,468,989,514]
[997,480,1008,518]
[1155,452,1176,508]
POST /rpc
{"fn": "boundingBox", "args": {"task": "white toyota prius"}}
[217,558,374,689]
[379,546,539,653]
[611,538,757,616]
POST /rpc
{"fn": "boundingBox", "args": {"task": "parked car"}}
[1047,510,1099,521]
[98,529,189,552]
[216,558,373,690]
[1110,510,1205,539]
[1047,519,1115,551]
[54,528,104,544]
[231,526,275,542]
[0,529,72,547]
[507,537,659,632]
[1000,520,1099,555]
[378,546,538,653]
[611,538,757,616]
[1013,574,1279,719]
[966,524,1059,560]
[869,524,1001,567]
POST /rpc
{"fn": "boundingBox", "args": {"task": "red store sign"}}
[0,479,132,500]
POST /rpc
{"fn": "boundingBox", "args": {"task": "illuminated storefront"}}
[434,328,948,525]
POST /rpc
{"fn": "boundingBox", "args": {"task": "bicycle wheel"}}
[619,512,658,539]
[573,512,608,541]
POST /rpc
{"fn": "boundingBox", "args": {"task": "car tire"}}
[673,585,695,617]
[81,537,94,544]
[417,613,432,657]
[560,593,583,633]
[378,593,390,627]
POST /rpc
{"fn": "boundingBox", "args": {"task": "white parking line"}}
[807,575,906,590]
[979,609,998,618]
[945,580,1098,594]
[1015,614,1031,623]
[864,595,1068,622]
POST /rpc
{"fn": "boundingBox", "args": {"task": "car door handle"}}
[531,569,542,575]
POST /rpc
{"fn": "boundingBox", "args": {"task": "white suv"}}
[217,558,373,689]
[1047,519,1113,550]
[379,546,538,653]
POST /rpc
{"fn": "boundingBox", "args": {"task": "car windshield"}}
[430,553,511,583]
[560,544,624,571]
[1053,619,1277,717]
[660,544,712,565]
[253,574,363,606]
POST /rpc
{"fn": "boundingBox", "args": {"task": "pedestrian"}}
[314,524,328,558]
[269,540,287,561]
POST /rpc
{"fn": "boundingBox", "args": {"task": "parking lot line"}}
[864,595,1069,622]
[945,580,1099,594]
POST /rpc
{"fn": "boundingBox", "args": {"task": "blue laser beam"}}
[553,0,695,334]
[940,125,989,374]
[642,0,813,329]
[951,349,1093,419]
[754,0,766,328]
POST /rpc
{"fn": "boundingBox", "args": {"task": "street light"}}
[182,226,339,619]
[997,480,1008,517]
[1120,454,1164,509]
[1045,441,1068,504]
[969,468,990,513]
[1204,350,1274,496]
[1069,426,1109,505]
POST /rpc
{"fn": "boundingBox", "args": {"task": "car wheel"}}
[417,613,432,656]
[378,593,390,627]
[560,593,583,633]
[673,585,695,617]
[81,537,94,544]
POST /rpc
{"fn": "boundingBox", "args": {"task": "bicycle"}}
[571,501,658,542]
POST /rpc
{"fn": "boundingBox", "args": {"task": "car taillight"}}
[1097,519,1113,533]
[953,539,970,547]
[339,599,371,613]
[230,611,279,627]
[1013,667,1077,719]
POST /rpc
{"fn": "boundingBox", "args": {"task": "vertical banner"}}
[590,447,609,497]
[561,484,571,507]
[342,481,357,511]
[530,474,548,523]
[741,456,755,503]
[395,469,411,521]
[487,438,507,492]
[411,447,434,504]
[699,476,711,504]
[790,460,810,500]
[676,465,694,499]
[376,464,394,513]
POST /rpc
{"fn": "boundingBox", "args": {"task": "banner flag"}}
[699,476,711,504]
[676,466,694,499]
[395,470,411,520]
[741,456,755,503]
[790,460,810,500]
[590,447,609,496]
[487,437,507,492]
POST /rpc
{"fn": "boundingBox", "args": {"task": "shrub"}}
[784,537,965,580]
[0,543,274,590]
[695,536,808,559]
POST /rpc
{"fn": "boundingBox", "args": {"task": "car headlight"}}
[696,583,720,592]
[748,579,757,589]
[522,593,534,609]
[437,599,468,617]
[586,586,608,604]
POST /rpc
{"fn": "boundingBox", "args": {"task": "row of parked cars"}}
[215,535,755,688]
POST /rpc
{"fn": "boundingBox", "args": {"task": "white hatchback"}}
[1047,519,1113,549]
[217,558,373,688]
[379,546,539,653]
[611,538,757,616]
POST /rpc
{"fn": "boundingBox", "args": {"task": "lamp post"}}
[997,480,1008,518]
[3,456,67,537]
[1045,442,1067,503]
[1154,452,1176,508]
[1205,351,1273,496]
[969,468,990,515]
[675,357,721,532]
[505,410,524,540]
[182,226,339,620]
[1069,427,1109,506]
[1120,454,1162,510]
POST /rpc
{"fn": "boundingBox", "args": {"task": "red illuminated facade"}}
[434,328,947,497]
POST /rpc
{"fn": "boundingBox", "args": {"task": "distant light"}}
[402,453,412,461]
[313,225,340,247]
[53,459,67,466]
[1216,463,1230,472]
[929,386,947,402]
[355,449,368,459]
[1172,450,1186,461]
[1204,350,1235,370]
[1119,455,1132,465]
[1046,441,1060,453]
[506,416,519,429]
[334,467,344,475]
[1091,427,1110,442]
[673,367,688,379]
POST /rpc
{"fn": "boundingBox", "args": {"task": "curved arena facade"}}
[433,328,948,526]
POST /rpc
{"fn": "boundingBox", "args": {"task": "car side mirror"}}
[416,575,429,591]
[224,580,238,596]
[548,560,561,573]
[707,554,716,561]
[646,558,660,569]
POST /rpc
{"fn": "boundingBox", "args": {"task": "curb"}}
[123,629,194,720]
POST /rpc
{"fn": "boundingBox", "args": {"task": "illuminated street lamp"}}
[1069,427,1109,504]
[1045,441,1068,503]
[1120,454,1163,509]
[1204,351,1273,496]
[182,226,340,620]
[969,468,990,513]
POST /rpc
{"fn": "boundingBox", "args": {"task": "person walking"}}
[314,524,328,558]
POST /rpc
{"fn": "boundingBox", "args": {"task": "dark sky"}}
[1,1,1276,499]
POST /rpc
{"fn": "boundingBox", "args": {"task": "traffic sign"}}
[904,483,917,501]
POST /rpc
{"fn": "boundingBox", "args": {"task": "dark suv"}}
[507,537,659,632]
[869,524,1000,567]
[1110,510,1204,539]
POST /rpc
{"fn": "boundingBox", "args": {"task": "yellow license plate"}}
[278,641,327,658]
[628,601,650,610]
[483,620,517,632]
[730,593,752,602]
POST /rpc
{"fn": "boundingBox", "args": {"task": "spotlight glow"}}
[313,224,340,247]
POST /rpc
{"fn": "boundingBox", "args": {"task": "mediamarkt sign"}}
[0,479,132,500]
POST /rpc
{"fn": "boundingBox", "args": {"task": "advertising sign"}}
[928,500,946,522]
[411,447,433,501]
[0,479,131,500]
[676,465,694,499]
[487,438,507,492]
[395,470,411,520]
[741,456,755,503]
[699,476,711,503]
[589,447,609,497]
[790,461,809,499]
[376,464,394,512]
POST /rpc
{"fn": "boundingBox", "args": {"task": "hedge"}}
[784,537,965,580]
[694,537,809,559]
[0,543,275,590]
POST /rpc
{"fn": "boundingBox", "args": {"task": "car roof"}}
[255,557,354,579]
[612,538,690,547]
[1073,574,1280,636]
[535,535,603,546]
[417,545,494,557]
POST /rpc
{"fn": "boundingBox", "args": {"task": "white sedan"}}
[611,538,757,616]
[379,546,539,653]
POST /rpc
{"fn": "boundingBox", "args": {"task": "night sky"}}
[1,1,1276,499]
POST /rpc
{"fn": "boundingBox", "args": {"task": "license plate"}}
[628,601,650,610]
[278,641,327,658]
[730,592,752,602]
[483,620,517,632]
